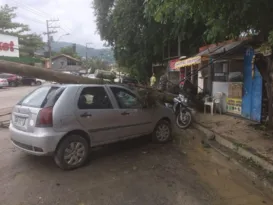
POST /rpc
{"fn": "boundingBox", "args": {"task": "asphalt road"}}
[0,86,272,204]
[0,126,272,205]
[0,86,36,112]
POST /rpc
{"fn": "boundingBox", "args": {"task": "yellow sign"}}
[174,56,209,69]
[226,98,242,115]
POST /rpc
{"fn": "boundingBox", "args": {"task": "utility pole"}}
[85,42,92,60]
[44,19,60,68]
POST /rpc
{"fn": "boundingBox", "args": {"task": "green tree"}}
[93,0,166,81]
[0,4,44,57]
[93,0,208,81]
[83,57,110,73]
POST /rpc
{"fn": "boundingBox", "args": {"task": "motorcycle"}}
[165,93,193,129]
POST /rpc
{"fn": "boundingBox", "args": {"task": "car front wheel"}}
[152,119,172,143]
[54,135,89,170]
[36,81,42,86]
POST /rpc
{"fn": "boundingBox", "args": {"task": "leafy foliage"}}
[146,0,273,44]
[93,0,168,81]
[82,57,110,73]
[0,4,44,57]
[93,0,209,81]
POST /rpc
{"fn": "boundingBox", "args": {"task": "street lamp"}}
[57,33,70,42]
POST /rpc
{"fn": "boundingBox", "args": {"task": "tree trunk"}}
[0,60,105,84]
[0,60,175,104]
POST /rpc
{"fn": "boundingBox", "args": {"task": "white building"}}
[0,33,19,57]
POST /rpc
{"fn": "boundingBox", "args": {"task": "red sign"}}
[168,58,179,70]
[0,41,14,52]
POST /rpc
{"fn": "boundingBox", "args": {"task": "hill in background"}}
[49,41,115,63]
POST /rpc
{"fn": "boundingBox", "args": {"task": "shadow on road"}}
[18,135,177,172]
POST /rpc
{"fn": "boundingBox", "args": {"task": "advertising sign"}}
[175,56,208,69]
[0,33,19,57]
[168,58,179,71]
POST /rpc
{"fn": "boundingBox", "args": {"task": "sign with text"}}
[175,56,208,69]
[168,58,179,71]
[0,33,19,57]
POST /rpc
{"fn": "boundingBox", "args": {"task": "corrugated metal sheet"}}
[196,41,247,57]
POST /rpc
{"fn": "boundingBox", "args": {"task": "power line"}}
[10,0,50,18]
[10,0,72,34]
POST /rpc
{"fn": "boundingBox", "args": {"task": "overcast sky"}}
[0,0,105,48]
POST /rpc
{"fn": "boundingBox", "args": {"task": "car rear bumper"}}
[9,123,65,156]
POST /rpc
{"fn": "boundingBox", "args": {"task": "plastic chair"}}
[214,92,223,114]
[204,92,223,115]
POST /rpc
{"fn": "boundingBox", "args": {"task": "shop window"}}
[213,62,228,82]
[229,60,243,82]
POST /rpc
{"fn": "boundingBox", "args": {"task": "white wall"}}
[0,34,19,57]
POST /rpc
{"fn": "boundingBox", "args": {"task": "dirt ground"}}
[0,127,272,205]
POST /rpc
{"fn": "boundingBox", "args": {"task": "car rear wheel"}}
[54,135,89,170]
[36,81,42,86]
[152,120,172,143]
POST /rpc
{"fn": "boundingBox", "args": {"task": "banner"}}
[175,56,208,69]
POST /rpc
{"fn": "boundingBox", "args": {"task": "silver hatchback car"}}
[10,84,175,170]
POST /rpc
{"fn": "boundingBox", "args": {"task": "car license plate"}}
[14,116,26,126]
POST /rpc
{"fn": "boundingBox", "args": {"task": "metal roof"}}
[196,40,248,57]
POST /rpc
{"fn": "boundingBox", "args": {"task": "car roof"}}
[42,83,134,90]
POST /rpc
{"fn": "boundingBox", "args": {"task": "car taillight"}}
[36,107,53,127]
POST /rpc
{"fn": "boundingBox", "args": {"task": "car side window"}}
[78,87,112,109]
[110,87,142,109]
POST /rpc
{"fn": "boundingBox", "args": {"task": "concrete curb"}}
[193,122,273,173]
[192,123,215,140]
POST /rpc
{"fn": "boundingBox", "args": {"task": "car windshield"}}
[19,86,59,108]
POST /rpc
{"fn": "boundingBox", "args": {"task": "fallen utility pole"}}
[0,60,104,84]
[0,60,175,104]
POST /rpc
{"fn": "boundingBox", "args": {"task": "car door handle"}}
[80,112,92,118]
[121,111,130,116]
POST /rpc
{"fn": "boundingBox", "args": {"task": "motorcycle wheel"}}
[176,109,192,129]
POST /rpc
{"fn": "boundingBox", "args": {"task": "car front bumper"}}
[9,123,65,156]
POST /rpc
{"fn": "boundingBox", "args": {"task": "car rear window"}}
[19,86,60,108]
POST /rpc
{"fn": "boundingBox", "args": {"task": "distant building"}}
[51,54,82,72]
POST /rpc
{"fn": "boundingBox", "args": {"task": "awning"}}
[175,56,209,69]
